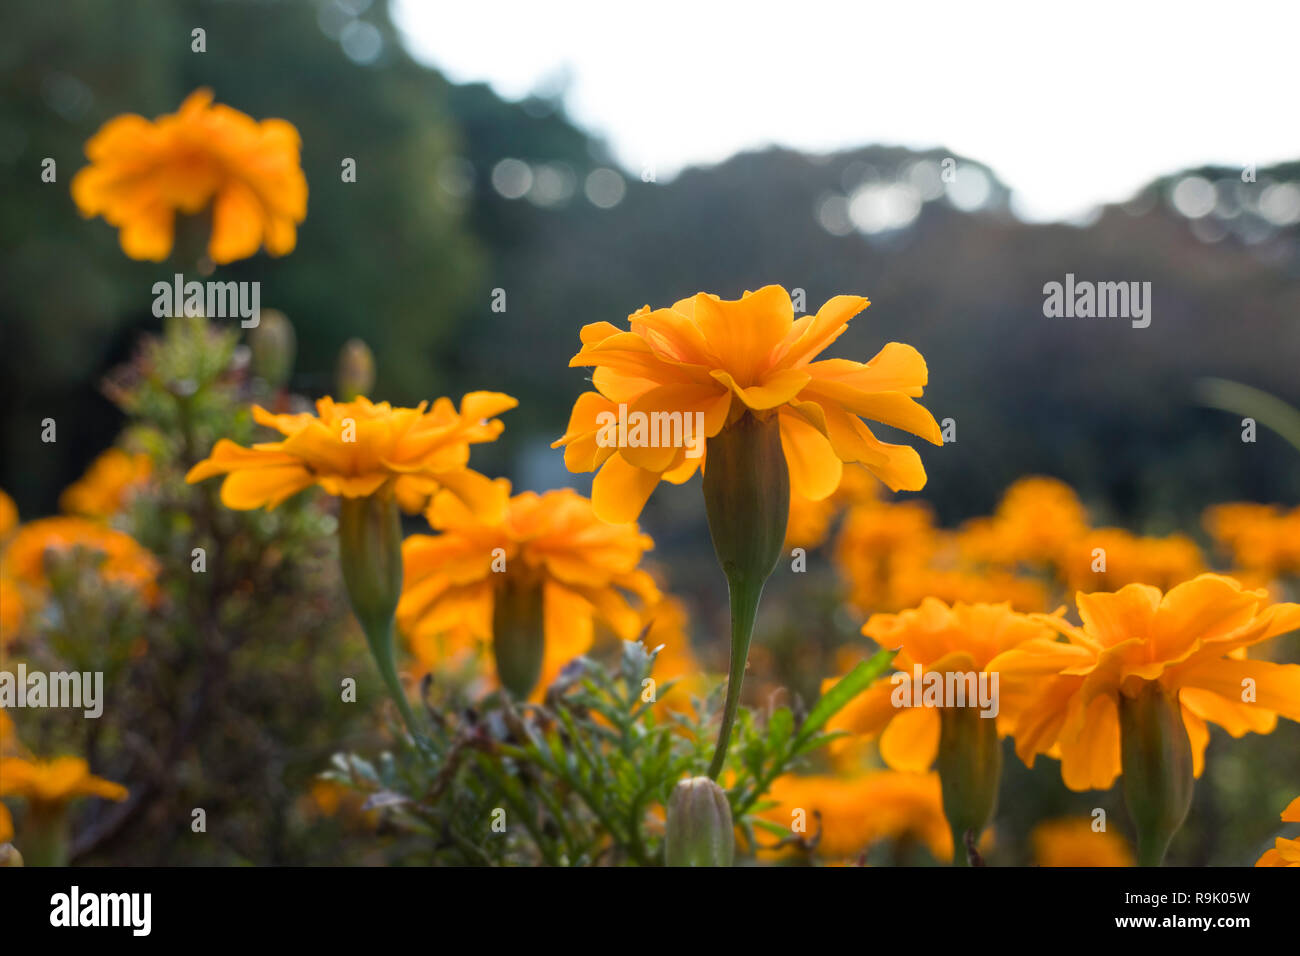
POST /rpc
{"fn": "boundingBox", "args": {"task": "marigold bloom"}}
[825,599,1061,772]
[0,490,16,540]
[756,772,953,861]
[833,499,941,610]
[59,449,152,519]
[71,89,308,264]
[991,574,1300,791]
[1062,528,1204,593]
[1205,503,1300,578]
[958,476,1088,567]
[1256,795,1300,867]
[186,393,515,517]
[0,756,127,808]
[1,517,160,605]
[1032,817,1134,866]
[552,286,941,524]
[398,486,660,697]
[785,466,881,550]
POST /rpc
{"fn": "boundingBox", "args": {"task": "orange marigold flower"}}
[397,485,660,697]
[1062,527,1204,593]
[1256,795,1300,867]
[0,756,127,808]
[756,772,954,862]
[833,499,941,610]
[185,393,516,517]
[1,517,160,605]
[1205,502,1300,578]
[0,490,16,541]
[784,465,881,550]
[552,285,941,523]
[825,599,1062,772]
[71,89,308,264]
[59,449,152,519]
[990,574,1300,791]
[1031,817,1134,866]
[958,476,1089,567]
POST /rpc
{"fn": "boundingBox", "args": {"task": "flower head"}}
[958,476,1089,567]
[1062,528,1204,593]
[1032,817,1134,866]
[1,517,160,605]
[825,599,1061,772]
[784,466,881,550]
[991,574,1300,791]
[71,89,308,264]
[186,392,515,517]
[0,490,16,541]
[398,485,659,697]
[552,285,941,523]
[1205,503,1300,579]
[59,449,152,519]
[0,756,127,809]
[1256,795,1300,867]
[756,772,953,862]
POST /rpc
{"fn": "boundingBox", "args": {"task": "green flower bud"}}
[492,577,545,699]
[665,776,735,867]
[338,491,417,729]
[937,703,1001,865]
[701,411,790,779]
[337,338,376,401]
[248,309,296,389]
[1119,681,1194,867]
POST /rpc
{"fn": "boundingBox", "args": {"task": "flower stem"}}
[361,615,420,732]
[708,575,765,780]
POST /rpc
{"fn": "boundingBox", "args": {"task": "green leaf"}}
[793,649,895,748]
[767,706,795,751]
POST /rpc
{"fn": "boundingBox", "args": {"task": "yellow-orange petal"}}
[878,705,941,772]
[591,454,661,524]
[778,411,842,501]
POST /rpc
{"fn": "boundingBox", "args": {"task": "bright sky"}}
[391,0,1298,223]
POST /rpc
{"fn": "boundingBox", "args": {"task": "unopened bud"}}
[248,309,296,388]
[666,776,734,867]
[337,338,376,401]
